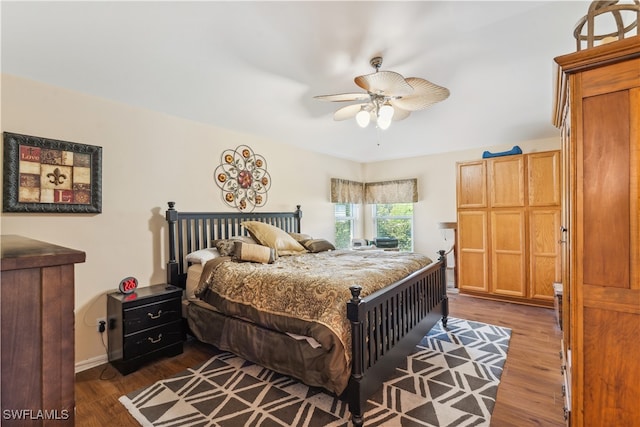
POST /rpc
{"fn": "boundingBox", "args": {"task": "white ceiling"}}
[1,1,593,162]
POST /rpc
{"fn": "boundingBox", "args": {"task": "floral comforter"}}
[195,249,433,393]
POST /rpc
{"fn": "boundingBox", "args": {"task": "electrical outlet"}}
[96,317,106,333]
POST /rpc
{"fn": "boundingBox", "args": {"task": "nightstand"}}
[107,284,184,375]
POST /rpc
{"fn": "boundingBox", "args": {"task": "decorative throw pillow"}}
[234,241,277,264]
[185,248,220,265]
[215,240,237,257]
[242,221,307,256]
[301,239,336,253]
[212,235,256,246]
[213,236,256,257]
[288,232,313,242]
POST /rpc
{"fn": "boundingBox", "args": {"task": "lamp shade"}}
[355,109,371,127]
[379,103,394,121]
[377,117,391,130]
[438,222,457,229]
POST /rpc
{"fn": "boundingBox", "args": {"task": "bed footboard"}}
[345,250,448,427]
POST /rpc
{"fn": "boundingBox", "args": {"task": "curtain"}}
[364,178,418,204]
[330,178,364,203]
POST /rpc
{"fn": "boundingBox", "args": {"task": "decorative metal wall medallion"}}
[214,145,271,212]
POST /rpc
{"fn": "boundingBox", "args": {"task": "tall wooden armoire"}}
[456,150,561,307]
[553,36,640,426]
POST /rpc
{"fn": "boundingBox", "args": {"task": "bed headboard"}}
[165,201,302,288]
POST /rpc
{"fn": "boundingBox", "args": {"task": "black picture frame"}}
[2,132,102,213]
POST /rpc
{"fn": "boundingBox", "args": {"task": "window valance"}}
[331,178,418,204]
[364,179,418,204]
[330,178,364,204]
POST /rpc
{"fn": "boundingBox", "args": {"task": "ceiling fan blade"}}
[392,77,450,111]
[314,93,370,102]
[333,103,369,121]
[354,71,414,96]
[390,106,411,121]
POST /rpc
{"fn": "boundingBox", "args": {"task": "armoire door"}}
[528,151,561,207]
[528,209,561,301]
[574,59,640,426]
[457,161,487,209]
[489,156,525,208]
[457,210,489,292]
[490,210,526,297]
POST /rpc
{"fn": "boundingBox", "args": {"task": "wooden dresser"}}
[1,235,85,426]
[553,36,640,426]
[456,150,561,307]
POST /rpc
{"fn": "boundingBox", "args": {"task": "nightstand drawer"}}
[123,298,181,334]
[123,320,182,359]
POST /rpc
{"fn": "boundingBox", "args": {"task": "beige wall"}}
[0,74,560,369]
[0,74,362,367]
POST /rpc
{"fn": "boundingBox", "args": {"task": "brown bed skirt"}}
[186,302,350,395]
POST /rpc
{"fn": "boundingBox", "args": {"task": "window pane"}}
[376,203,413,217]
[334,203,354,249]
[335,220,352,249]
[334,203,352,217]
[374,203,413,251]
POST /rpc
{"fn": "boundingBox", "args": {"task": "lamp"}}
[377,117,392,130]
[376,102,394,129]
[378,103,394,121]
[355,108,371,128]
[438,222,458,289]
[355,99,395,129]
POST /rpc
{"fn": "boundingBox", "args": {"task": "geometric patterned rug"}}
[119,317,511,427]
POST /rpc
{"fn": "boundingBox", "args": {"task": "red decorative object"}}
[119,276,138,294]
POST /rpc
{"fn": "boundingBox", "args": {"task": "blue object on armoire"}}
[482,145,523,158]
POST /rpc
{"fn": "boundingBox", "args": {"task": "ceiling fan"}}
[314,56,450,130]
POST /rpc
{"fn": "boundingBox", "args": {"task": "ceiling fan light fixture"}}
[377,117,392,130]
[315,55,449,133]
[378,103,394,121]
[356,109,371,128]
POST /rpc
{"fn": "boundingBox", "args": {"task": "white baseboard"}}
[75,354,108,373]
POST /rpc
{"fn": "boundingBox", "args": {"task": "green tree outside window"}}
[374,203,413,251]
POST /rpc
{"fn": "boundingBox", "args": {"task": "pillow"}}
[215,240,237,257]
[212,235,255,247]
[185,248,220,265]
[234,241,277,264]
[242,221,307,256]
[288,232,313,242]
[213,236,256,257]
[301,239,335,253]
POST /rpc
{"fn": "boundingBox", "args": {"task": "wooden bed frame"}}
[165,201,449,426]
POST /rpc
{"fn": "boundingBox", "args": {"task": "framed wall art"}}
[2,132,102,213]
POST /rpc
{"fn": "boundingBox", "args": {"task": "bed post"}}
[295,204,302,232]
[346,285,365,427]
[438,249,449,328]
[166,201,179,286]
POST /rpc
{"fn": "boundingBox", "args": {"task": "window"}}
[334,203,356,249]
[373,203,414,251]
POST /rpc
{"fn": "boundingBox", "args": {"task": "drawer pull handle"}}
[148,310,163,319]
[148,334,162,344]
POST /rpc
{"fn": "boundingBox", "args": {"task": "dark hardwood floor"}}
[75,291,565,426]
